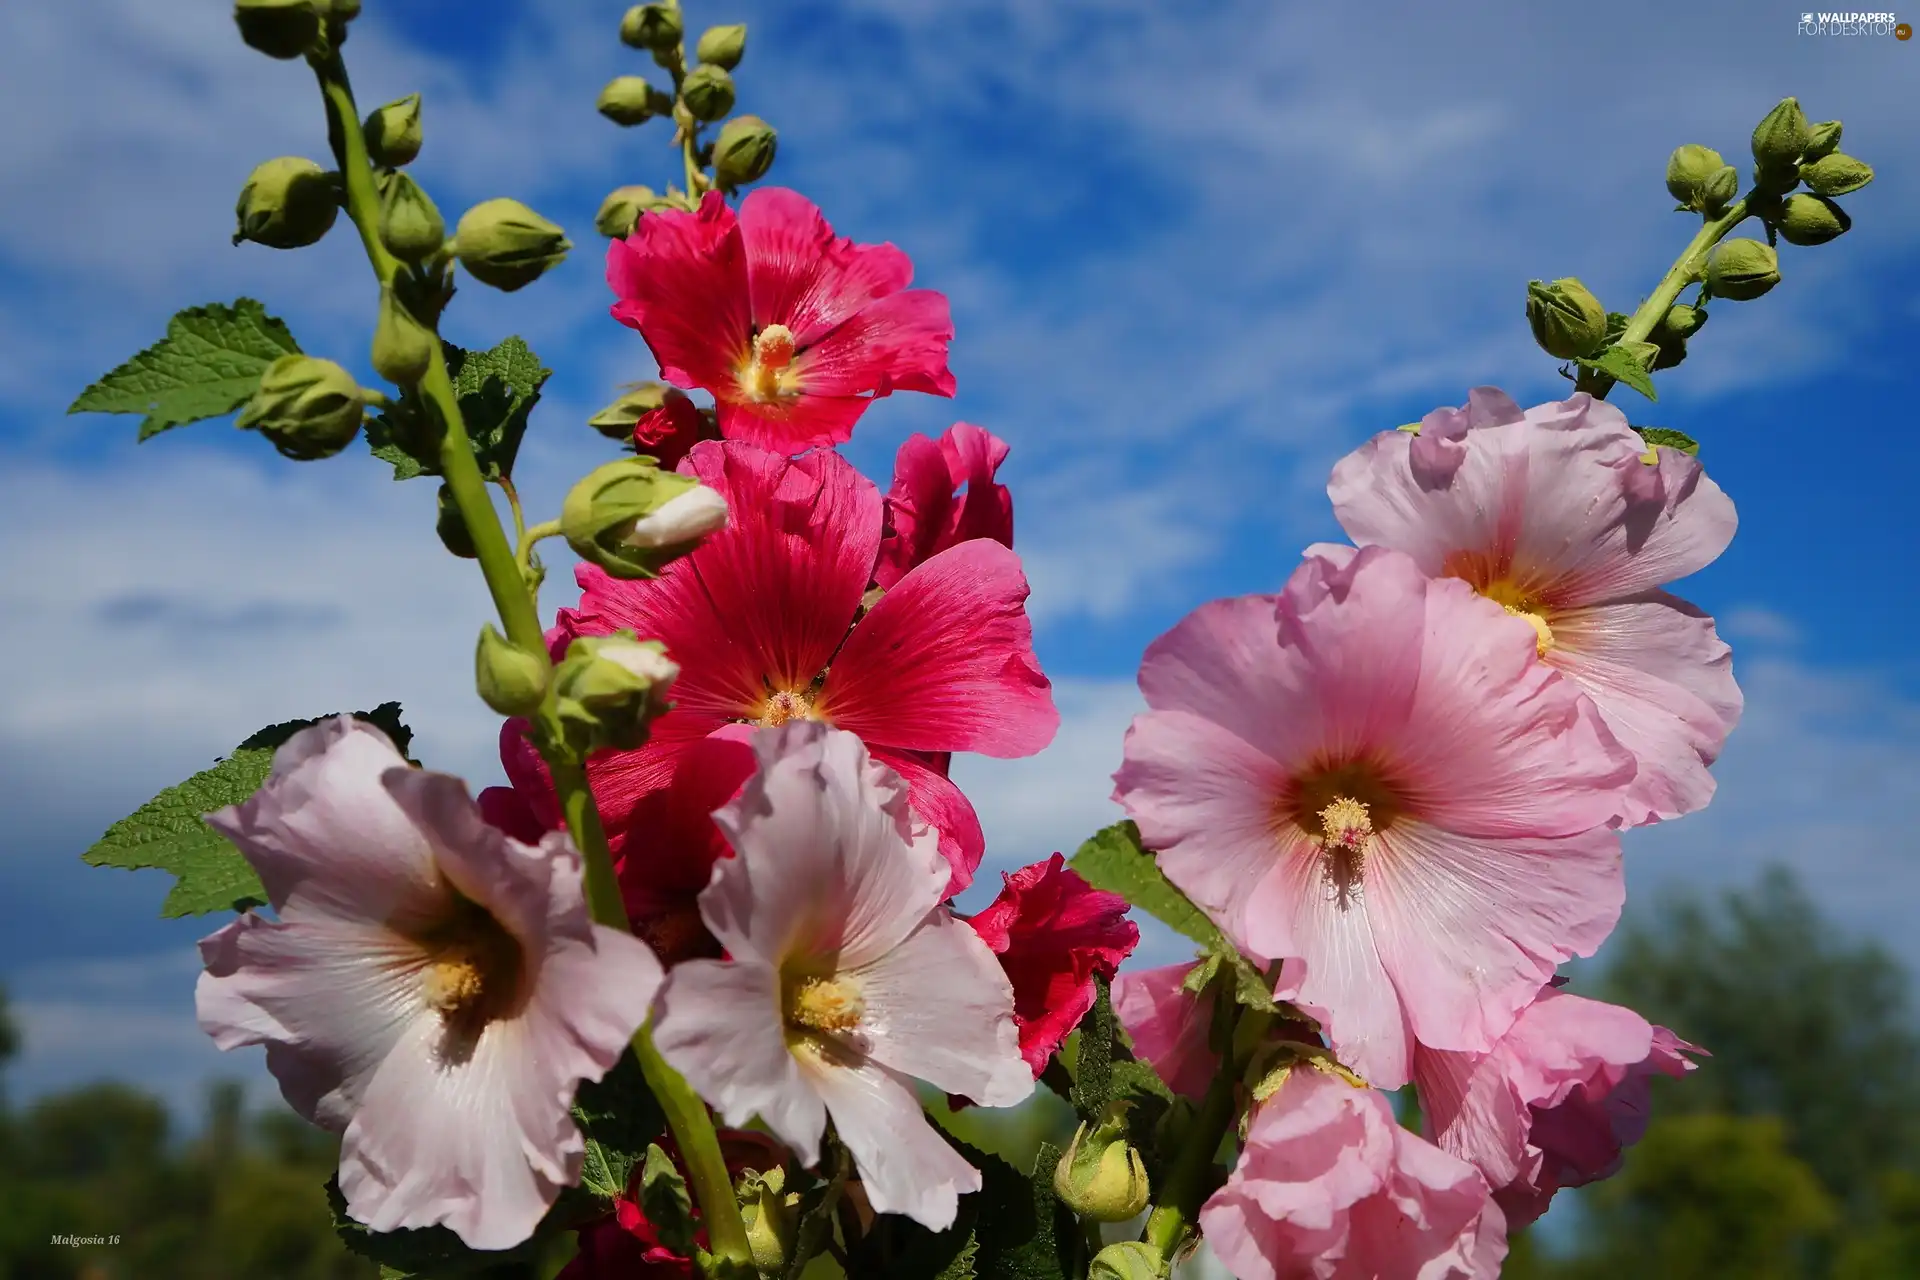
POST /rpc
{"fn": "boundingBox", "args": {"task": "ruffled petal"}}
[715,392,874,456]
[1134,593,1321,767]
[608,193,752,393]
[869,747,986,898]
[822,539,1057,758]
[874,423,1014,591]
[795,288,956,399]
[805,1054,983,1231]
[738,187,914,345]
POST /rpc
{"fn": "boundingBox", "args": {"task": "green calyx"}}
[681,63,736,122]
[1751,97,1809,169]
[1802,120,1843,162]
[561,458,726,578]
[587,382,674,439]
[594,186,675,239]
[1704,238,1780,302]
[713,116,778,190]
[598,76,673,126]
[370,286,436,384]
[234,157,340,250]
[1089,1242,1166,1280]
[1776,194,1850,246]
[364,94,424,167]
[696,24,747,70]
[1665,144,1737,216]
[435,483,477,559]
[475,624,549,717]
[233,354,365,460]
[1053,1111,1151,1223]
[452,198,571,292]
[377,171,445,262]
[620,2,683,52]
[737,1167,794,1273]
[1800,152,1873,197]
[1526,277,1608,360]
[550,633,679,755]
[233,0,321,60]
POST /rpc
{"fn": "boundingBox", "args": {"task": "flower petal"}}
[738,187,914,345]
[796,288,956,399]
[1112,962,1215,1102]
[869,746,986,898]
[806,1055,983,1231]
[874,423,1014,591]
[715,393,874,455]
[823,539,1057,758]
[608,193,752,393]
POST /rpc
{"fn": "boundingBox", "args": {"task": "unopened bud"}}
[233,0,321,60]
[234,355,365,460]
[595,186,673,239]
[552,633,679,754]
[1089,1243,1164,1280]
[587,382,673,438]
[1664,144,1725,207]
[620,3,682,51]
[1525,277,1608,360]
[435,484,476,558]
[476,624,549,717]
[233,157,339,250]
[712,115,778,189]
[696,23,747,69]
[562,458,727,578]
[1753,159,1801,197]
[1053,1115,1150,1223]
[739,1168,794,1273]
[1656,303,1706,342]
[1705,238,1780,302]
[598,76,672,127]
[1802,120,1843,162]
[452,198,571,292]
[378,172,445,262]
[1751,97,1809,168]
[1776,193,1850,246]
[631,390,707,469]
[1699,164,1740,214]
[364,94,424,167]
[680,64,735,122]
[371,286,436,384]
[1799,152,1873,197]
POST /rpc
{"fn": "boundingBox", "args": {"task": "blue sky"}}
[1,0,1916,1133]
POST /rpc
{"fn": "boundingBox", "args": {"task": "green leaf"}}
[1069,822,1222,950]
[1576,342,1660,402]
[640,1143,696,1255]
[366,337,551,483]
[1637,426,1701,456]
[567,1049,666,1209]
[853,1136,1078,1280]
[67,299,300,440]
[81,704,413,918]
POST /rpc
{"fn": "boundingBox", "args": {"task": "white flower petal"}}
[807,1054,982,1231]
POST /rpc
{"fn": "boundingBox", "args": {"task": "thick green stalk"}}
[308,40,751,1272]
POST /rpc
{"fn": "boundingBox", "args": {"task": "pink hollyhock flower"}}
[632,388,710,470]
[1324,389,1740,827]
[195,718,662,1251]
[551,438,1057,896]
[652,722,1032,1230]
[1200,1065,1506,1280]
[968,853,1139,1076]
[875,422,1014,591]
[1113,546,1635,1089]
[1416,986,1701,1227]
[608,188,955,454]
[1112,962,1216,1102]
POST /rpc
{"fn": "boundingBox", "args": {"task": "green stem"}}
[518,518,563,574]
[309,39,751,1270]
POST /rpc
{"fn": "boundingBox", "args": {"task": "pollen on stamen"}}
[1480,580,1556,657]
[1316,796,1373,911]
[742,324,798,402]
[421,955,487,1013]
[785,974,863,1034]
[758,689,814,728]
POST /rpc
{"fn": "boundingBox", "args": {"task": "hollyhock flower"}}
[1324,388,1741,827]
[1416,986,1701,1227]
[652,722,1032,1231]
[608,187,954,454]
[632,388,709,470]
[1199,1065,1507,1280]
[195,718,662,1250]
[552,438,1057,896]
[1113,546,1635,1088]
[1112,962,1217,1102]
[875,422,1014,590]
[968,853,1139,1075]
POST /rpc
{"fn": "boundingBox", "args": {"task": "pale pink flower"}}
[1111,962,1217,1102]
[1416,985,1702,1227]
[651,721,1031,1231]
[196,718,662,1251]
[1113,546,1635,1088]
[1199,1065,1507,1280]
[1324,388,1740,827]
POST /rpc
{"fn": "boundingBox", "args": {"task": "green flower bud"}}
[1525,277,1609,360]
[680,64,735,122]
[1802,120,1843,162]
[562,458,728,578]
[364,94,424,167]
[1664,144,1724,204]
[598,76,672,127]
[234,355,365,460]
[1753,159,1801,197]
[1776,193,1851,246]
[1800,152,1873,197]
[233,0,321,60]
[620,3,682,51]
[233,157,339,250]
[1656,303,1707,341]
[1751,97,1809,168]
[1088,1243,1165,1280]
[452,198,571,292]
[739,1168,794,1274]
[475,624,550,717]
[595,186,676,239]
[552,633,679,754]
[1705,238,1780,302]
[1699,164,1739,215]
[696,23,747,69]
[435,484,477,558]
[712,115,778,190]
[371,286,436,384]
[378,172,445,262]
[1053,1115,1151,1223]
[587,382,673,438]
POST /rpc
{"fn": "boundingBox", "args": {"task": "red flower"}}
[876,422,1014,591]
[970,854,1140,1075]
[632,389,710,470]
[608,188,955,455]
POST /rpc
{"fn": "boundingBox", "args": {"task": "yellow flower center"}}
[783,972,865,1060]
[421,953,488,1012]
[741,324,799,402]
[757,688,816,728]
[1287,761,1404,913]
[411,896,525,1054]
[1480,579,1555,657]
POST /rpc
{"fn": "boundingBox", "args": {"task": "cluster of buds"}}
[593,3,778,237]
[231,0,360,61]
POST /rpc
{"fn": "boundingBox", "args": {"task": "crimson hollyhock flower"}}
[632,389,709,470]
[521,438,1054,897]
[969,854,1139,1075]
[607,188,955,454]
[875,422,1014,590]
